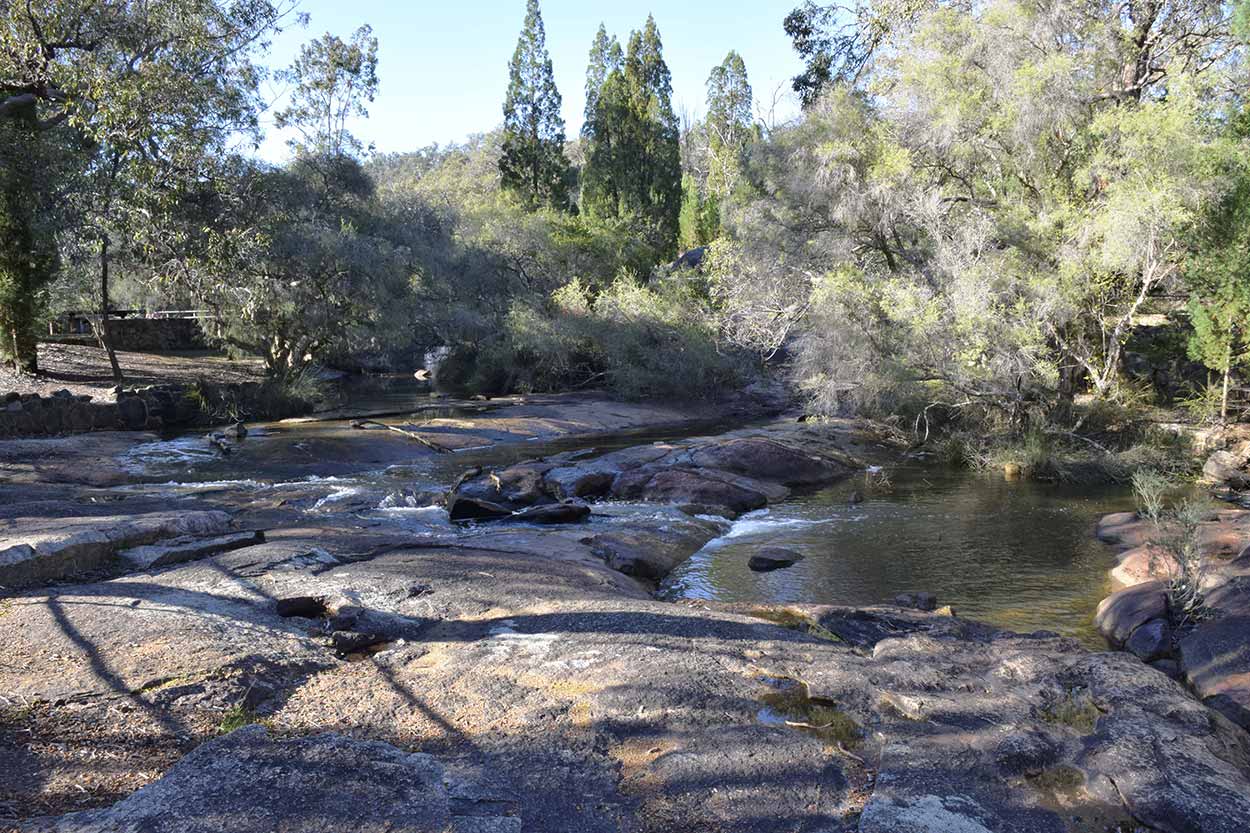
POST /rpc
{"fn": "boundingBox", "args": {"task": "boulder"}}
[610,467,772,515]
[508,502,591,525]
[1179,615,1250,730]
[1094,581,1168,646]
[116,395,147,430]
[685,437,856,486]
[1111,544,1174,586]
[1124,617,1172,662]
[587,523,720,580]
[21,725,519,833]
[1204,450,1250,487]
[893,591,939,612]
[747,548,805,572]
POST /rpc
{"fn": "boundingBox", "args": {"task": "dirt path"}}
[0,343,265,399]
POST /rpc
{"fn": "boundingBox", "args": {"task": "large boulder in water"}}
[686,437,855,486]
[609,466,779,515]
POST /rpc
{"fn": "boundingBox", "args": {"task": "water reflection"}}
[663,463,1132,647]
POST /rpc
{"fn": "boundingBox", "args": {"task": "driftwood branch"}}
[352,419,451,453]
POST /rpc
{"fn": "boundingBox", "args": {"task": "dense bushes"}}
[433,278,745,400]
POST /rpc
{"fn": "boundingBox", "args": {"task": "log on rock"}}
[352,420,452,453]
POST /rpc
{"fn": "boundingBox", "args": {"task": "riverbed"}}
[108,396,1131,645]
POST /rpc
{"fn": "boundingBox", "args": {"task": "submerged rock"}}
[747,548,804,572]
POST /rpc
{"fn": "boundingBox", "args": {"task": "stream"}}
[108,388,1131,647]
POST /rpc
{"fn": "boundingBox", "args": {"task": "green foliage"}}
[719,2,1242,427]
[500,0,571,210]
[1130,469,1170,527]
[438,277,744,401]
[678,173,717,251]
[705,51,752,206]
[0,119,61,371]
[276,25,379,158]
[1185,139,1250,420]
[581,16,682,255]
[583,25,623,137]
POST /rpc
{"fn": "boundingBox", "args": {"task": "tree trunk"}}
[98,234,123,383]
[1221,342,1232,423]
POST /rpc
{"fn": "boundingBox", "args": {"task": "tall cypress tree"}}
[500,0,571,209]
[583,24,622,138]
[581,15,681,256]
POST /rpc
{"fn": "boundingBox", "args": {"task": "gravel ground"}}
[0,343,266,399]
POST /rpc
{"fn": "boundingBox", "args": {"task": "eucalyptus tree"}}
[0,0,295,380]
[499,0,570,209]
[718,0,1245,422]
[276,25,379,158]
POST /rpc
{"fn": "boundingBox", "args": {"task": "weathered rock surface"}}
[1094,580,1168,646]
[1095,507,1250,731]
[118,530,266,570]
[20,725,519,833]
[5,414,1250,833]
[447,426,859,527]
[0,510,233,588]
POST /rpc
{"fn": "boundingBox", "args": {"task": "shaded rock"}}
[0,510,233,588]
[676,502,741,519]
[507,502,591,525]
[118,530,266,571]
[1094,581,1167,646]
[116,395,147,430]
[685,436,855,486]
[747,548,804,572]
[1179,615,1250,730]
[330,631,389,655]
[22,725,518,833]
[276,595,330,618]
[448,496,517,523]
[893,592,938,612]
[610,467,772,515]
[991,729,1062,777]
[1125,617,1172,662]
[587,523,720,581]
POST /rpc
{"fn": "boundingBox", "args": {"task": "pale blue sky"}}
[255,1,805,160]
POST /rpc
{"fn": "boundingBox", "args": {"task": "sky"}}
[254,0,805,161]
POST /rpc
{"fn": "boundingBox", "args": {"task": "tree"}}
[583,24,622,138]
[1186,129,1250,421]
[500,0,570,210]
[0,117,63,371]
[1,0,294,380]
[703,51,753,232]
[581,16,681,255]
[784,0,930,104]
[716,0,1239,422]
[165,154,411,377]
[276,25,379,158]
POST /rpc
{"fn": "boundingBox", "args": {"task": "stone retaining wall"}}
[107,318,209,352]
[0,381,311,438]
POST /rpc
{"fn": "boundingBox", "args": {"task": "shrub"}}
[1130,469,1170,528]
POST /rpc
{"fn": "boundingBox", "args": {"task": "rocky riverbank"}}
[1094,509,1250,732]
[3,399,1250,832]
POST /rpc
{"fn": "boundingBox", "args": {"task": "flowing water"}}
[110,390,1129,646]
[662,461,1132,647]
